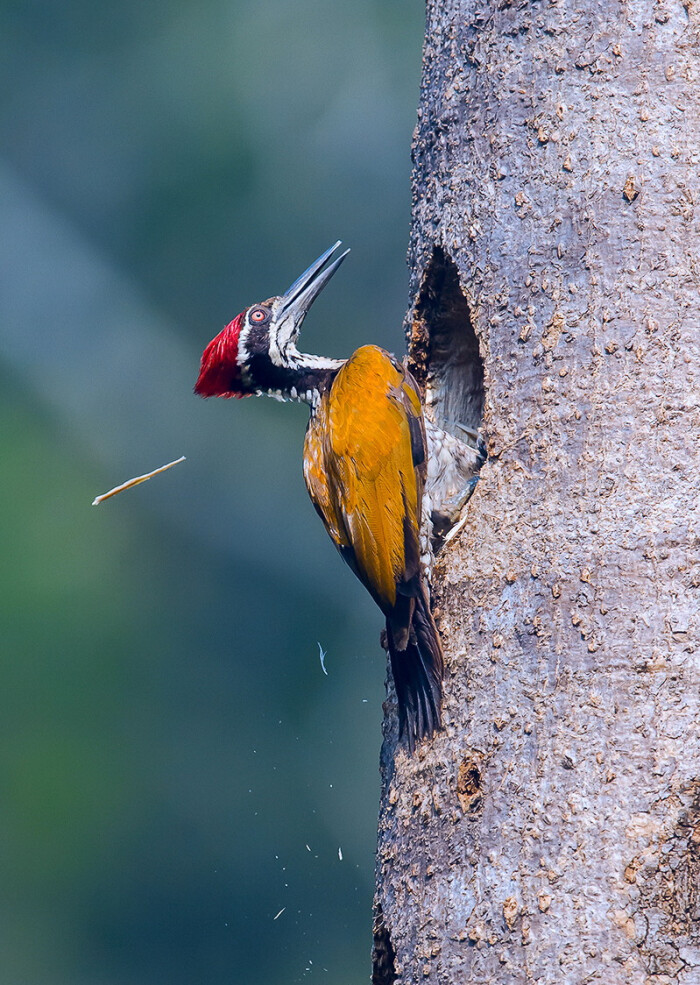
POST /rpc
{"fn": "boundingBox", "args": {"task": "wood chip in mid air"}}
[92,456,186,506]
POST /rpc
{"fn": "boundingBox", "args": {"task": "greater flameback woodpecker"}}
[195,243,446,751]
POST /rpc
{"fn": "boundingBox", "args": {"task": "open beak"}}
[276,241,350,332]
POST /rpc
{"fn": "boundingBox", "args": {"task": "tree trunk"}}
[373,2,700,983]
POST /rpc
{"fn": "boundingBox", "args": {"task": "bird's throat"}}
[250,349,343,406]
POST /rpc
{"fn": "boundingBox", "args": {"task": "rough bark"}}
[374,2,700,983]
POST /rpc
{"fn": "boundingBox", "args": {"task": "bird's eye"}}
[249,307,269,324]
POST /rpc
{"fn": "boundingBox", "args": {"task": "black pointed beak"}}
[277,241,350,325]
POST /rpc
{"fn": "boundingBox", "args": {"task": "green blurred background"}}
[0,2,423,983]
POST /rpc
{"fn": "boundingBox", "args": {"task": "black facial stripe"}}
[245,321,270,357]
[247,352,336,396]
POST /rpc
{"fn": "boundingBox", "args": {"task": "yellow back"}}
[303,345,424,611]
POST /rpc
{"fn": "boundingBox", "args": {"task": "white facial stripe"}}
[291,351,344,370]
[267,304,296,367]
[267,324,283,366]
[237,320,252,365]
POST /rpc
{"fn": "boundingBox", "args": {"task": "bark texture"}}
[374,2,700,983]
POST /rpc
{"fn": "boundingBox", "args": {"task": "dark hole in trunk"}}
[409,247,484,443]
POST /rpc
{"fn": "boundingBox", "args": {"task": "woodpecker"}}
[195,243,478,751]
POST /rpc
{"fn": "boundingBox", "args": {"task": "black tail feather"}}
[386,588,444,753]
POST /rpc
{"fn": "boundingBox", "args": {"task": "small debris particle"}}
[274,908,286,920]
[623,175,639,202]
[318,643,328,675]
[338,847,343,861]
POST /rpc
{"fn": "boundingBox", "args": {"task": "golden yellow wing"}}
[303,345,426,613]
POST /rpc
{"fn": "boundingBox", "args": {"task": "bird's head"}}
[195,242,349,399]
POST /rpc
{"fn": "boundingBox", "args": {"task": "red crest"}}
[194,312,248,398]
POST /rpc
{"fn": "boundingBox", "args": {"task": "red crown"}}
[194,312,247,398]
